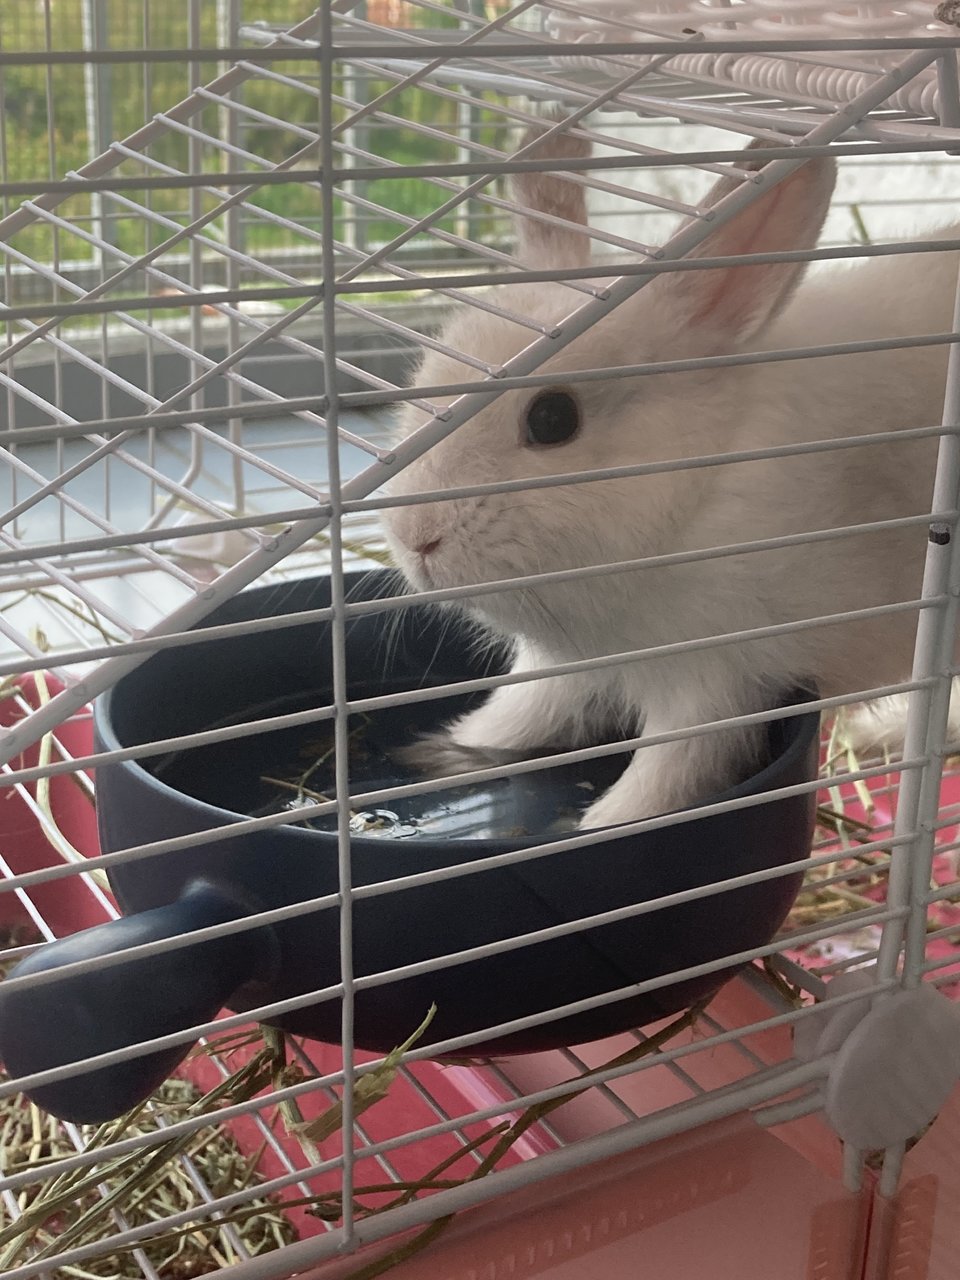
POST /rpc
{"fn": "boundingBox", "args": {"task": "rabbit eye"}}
[523,389,581,447]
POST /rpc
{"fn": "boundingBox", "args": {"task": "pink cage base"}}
[5,676,960,1279]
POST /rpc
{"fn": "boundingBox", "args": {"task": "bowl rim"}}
[94,666,821,856]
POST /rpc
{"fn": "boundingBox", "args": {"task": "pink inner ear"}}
[682,256,782,338]
[674,157,836,341]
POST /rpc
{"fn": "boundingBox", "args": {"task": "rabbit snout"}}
[385,502,448,559]
[382,484,476,589]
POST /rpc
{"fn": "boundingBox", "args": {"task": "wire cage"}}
[5,2,960,1278]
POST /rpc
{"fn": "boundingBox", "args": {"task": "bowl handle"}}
[0,880,280,1122]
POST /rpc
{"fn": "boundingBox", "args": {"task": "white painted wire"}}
[543,0,949,116]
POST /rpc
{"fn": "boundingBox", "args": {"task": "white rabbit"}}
[383,123,960,829]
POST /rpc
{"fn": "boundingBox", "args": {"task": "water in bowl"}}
[153,689,626,842]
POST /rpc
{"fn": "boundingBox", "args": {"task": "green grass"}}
[1,2,513,289]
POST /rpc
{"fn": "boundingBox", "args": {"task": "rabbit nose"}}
[415,537,442,556]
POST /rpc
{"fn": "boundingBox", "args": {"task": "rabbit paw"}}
[574,728,748,830]
[578,785,657,831]
[576,759,666,829]
[838,698,910,759]
[393,732,519,780]
[839,687,960,761]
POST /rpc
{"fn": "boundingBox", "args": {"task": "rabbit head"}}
[383,127,837,650]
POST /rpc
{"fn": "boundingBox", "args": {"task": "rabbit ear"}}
[660,140,837,344]
[510,122,592,270]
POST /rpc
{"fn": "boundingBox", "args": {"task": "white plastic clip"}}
[792,969,960,1150]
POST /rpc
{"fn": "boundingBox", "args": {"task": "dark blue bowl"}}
[0,572,819,1121]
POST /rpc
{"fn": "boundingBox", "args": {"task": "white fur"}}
[841,693,960,759]
[382,129,960,828]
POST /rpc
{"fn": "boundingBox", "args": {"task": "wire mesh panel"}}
[4,3,960,1278]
